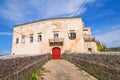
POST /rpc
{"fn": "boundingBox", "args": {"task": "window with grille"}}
[68,32,76,40]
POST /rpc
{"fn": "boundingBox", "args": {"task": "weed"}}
[29,73,38,80]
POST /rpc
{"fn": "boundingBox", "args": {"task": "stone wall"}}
[62,52,120,80]
[0,54,51,80]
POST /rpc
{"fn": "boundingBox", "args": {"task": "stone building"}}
[12,17,97,58]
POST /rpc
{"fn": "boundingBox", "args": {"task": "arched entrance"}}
[52,47,61,59]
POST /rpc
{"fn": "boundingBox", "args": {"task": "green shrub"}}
[28,67,46,80]
[29,73,38,80]
[96,41,106,52]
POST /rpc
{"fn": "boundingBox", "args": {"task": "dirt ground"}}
[40,59,97,80]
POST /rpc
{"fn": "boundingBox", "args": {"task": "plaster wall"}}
[12,18,97,55]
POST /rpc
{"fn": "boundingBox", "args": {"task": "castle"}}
[12,17,97,59]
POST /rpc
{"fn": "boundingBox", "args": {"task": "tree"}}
[96,41,106,52]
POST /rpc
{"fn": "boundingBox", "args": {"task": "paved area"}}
[40,60,97,80]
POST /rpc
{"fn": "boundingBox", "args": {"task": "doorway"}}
[52,47,61,59]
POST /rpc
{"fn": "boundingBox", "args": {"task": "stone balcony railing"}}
[49,38,64,46]
[83,34,95,42]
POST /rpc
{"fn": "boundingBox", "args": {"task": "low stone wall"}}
[0,54,51,80]
[62,52,120,80]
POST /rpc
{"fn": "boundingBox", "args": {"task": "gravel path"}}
[40,60,97,80]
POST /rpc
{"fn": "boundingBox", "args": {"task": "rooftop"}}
[14,17,82,27]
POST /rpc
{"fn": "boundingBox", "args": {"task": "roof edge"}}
[14,17,82,27]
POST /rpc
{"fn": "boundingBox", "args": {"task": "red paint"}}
[52,47,61,59]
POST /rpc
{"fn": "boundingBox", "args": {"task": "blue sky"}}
[0,0,120,55]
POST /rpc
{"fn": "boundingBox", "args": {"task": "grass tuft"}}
[29,73,38,80]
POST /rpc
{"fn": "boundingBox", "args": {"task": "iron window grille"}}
[68,32,76,40]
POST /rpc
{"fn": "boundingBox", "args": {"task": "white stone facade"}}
[12,17,98,55]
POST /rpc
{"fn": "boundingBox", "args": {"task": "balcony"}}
[84,38,95,42]
[83,34,95,42]
[49,38,64,46]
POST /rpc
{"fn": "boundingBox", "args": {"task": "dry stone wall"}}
[63,52,120,80]
[0,54,51,80]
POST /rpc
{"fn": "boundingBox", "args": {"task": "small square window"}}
[68,32,76,40]
[88,48,92,52]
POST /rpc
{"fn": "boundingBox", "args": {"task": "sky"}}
[0,0,120,55]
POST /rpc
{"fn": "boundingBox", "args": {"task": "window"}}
[68,32,76,40]
[21,35,25,43]
[30,34,33,43]
[38,33,42,42]
[13,53,15,55]
[16,38,19,44]
[54,33,59,39]
[88,48,92,52]
[53,31,59,39]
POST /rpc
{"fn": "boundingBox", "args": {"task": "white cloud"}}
[0,0,95,23]
[0,50,10,55]
[40,0,95,18]
[95,29,120,48]
[0,32,12,35]
[93,24,120,35]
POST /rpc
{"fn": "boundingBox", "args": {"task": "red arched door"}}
[52,47,61,59]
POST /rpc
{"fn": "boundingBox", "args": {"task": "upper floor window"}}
[38,33,42,42]
[30,34,33,43]
[54,33,59,39]
[53,31,59,39]
[68,30,76,40]
[16,38,19,44]
[21,35,25,43]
